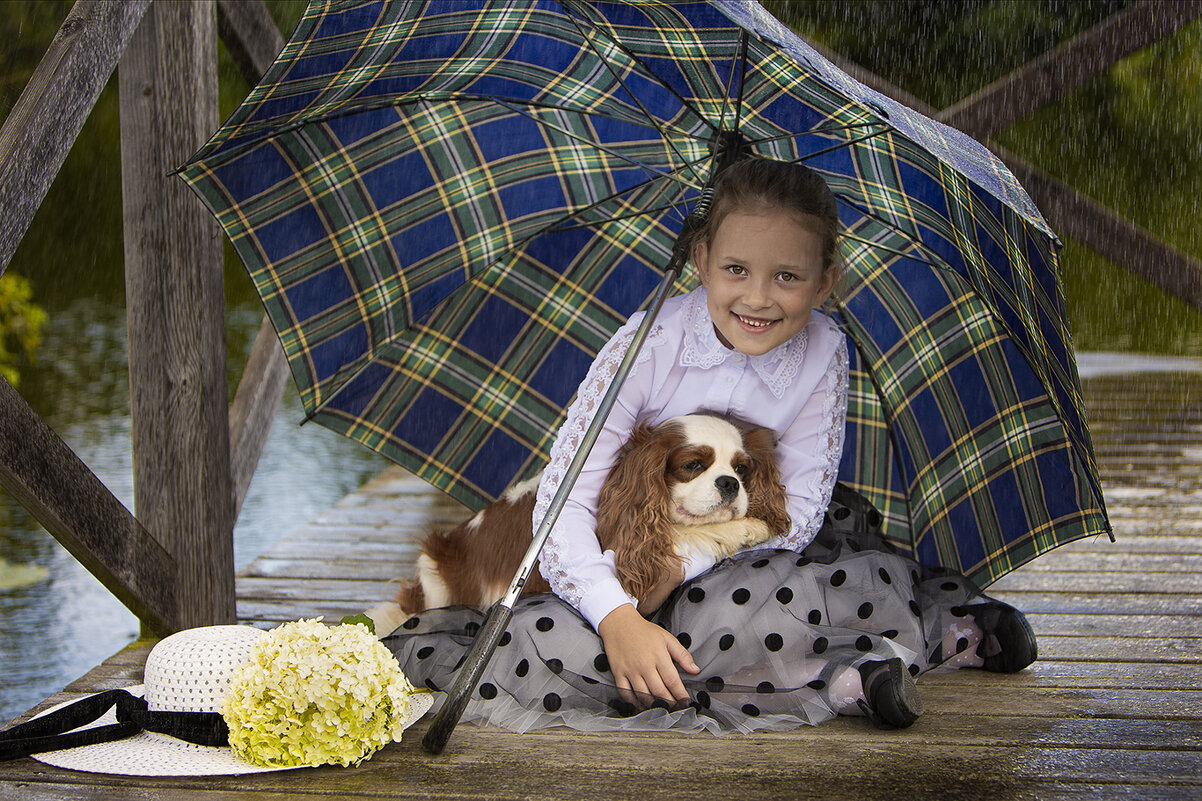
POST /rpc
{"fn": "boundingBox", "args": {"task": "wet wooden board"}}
[2,370,1200,799]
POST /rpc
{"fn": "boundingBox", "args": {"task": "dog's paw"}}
[735,517,771,546]
[362,600,409,638]
[672,517,774,560]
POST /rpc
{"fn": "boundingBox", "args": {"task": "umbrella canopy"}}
[179,0,1110,586]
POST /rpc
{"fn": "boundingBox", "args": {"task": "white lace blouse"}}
[534,287,849,631]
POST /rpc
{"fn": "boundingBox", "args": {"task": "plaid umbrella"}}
[179,0,1110,589]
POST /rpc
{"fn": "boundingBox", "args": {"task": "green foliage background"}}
[3,0,1200,357]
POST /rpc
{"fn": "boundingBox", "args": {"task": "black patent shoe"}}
[857,658,923,729]
[968,602,1038,673]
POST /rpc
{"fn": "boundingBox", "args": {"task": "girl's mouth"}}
[735,313,779,332]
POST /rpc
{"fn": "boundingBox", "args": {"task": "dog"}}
[368,413,790,634]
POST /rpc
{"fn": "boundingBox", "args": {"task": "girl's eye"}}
[724,264,747,276]
[776,272,798,283]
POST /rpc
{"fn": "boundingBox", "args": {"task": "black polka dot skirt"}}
[383,484,996,734]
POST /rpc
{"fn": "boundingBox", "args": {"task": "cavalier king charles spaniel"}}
[369,413,789,633]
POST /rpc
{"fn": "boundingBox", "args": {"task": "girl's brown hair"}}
[692,158,843,284]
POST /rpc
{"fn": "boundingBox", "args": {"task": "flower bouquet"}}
[223,618,422,768]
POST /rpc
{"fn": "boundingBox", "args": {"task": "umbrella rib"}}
[491,99,702,195]
[837,230,939,268]
[748,121,891,148]
[545,199,688,234]
[713,30,749,137]
[795,126,895,163]
[534,151,713,236]
[731,31,749,135]
[556,0,710,186]
[398,93,705,140]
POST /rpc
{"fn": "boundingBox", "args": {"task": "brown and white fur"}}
[368,413,790,635]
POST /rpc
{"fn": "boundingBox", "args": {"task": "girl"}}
[386,158,1036,733]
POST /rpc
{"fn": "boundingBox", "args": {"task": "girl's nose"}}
[744,278,772,308]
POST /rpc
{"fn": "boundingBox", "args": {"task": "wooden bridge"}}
[1,1,1201,798]
[0,365,1199,799]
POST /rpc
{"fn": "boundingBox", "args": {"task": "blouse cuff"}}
[578,570,639,632]
[680,546,716,582]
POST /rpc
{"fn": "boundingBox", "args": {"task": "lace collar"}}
[679,288,810,399]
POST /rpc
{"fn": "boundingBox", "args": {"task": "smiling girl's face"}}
[694,207,837,356]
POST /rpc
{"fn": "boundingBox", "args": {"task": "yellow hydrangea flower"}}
[222,618,417,768]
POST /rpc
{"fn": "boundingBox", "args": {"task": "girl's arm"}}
[774,331,849,550]
[598,603,699,708]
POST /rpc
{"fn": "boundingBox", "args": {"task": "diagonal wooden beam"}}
[805,33,1202,315]
[214,0,291,519]
[1001,150,1202,310]
[938,1,1202,141]
[0,378,177,636]
[217,0,285,85]
[228,314,291,517]
[0,0,150,275]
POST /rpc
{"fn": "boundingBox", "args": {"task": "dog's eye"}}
[684,460,705,472]
[734,464,749,476]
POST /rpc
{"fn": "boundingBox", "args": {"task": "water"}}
[0,296,389,724]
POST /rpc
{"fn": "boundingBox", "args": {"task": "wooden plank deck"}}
[2,368,1200,800]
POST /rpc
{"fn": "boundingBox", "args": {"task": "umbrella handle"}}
[420,266,682,755]
[421,602,512,754]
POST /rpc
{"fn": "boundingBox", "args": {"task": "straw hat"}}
[21,624,433,776]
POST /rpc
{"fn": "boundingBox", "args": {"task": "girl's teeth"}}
[738,314,772,328]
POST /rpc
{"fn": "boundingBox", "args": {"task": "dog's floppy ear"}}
[597,422,682,603]
[741,425,791,537]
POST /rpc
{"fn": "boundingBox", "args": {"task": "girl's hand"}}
[597,603,700,709]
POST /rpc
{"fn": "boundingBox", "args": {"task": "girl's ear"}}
[815,263,838,306]
[693,241,710,287]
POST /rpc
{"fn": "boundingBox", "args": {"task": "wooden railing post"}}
[119,0,234,629]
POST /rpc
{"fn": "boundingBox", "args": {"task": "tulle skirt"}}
[383,485,999,734]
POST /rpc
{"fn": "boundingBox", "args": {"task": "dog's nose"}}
[715,475,740,502]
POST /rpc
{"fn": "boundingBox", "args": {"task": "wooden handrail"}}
[0,0,150,274]
[1003,152,1202,310]
[229,315,291,518]
[939,1,1202,141]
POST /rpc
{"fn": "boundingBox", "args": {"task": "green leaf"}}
[0,557,49,589]
[339,613,375,634]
